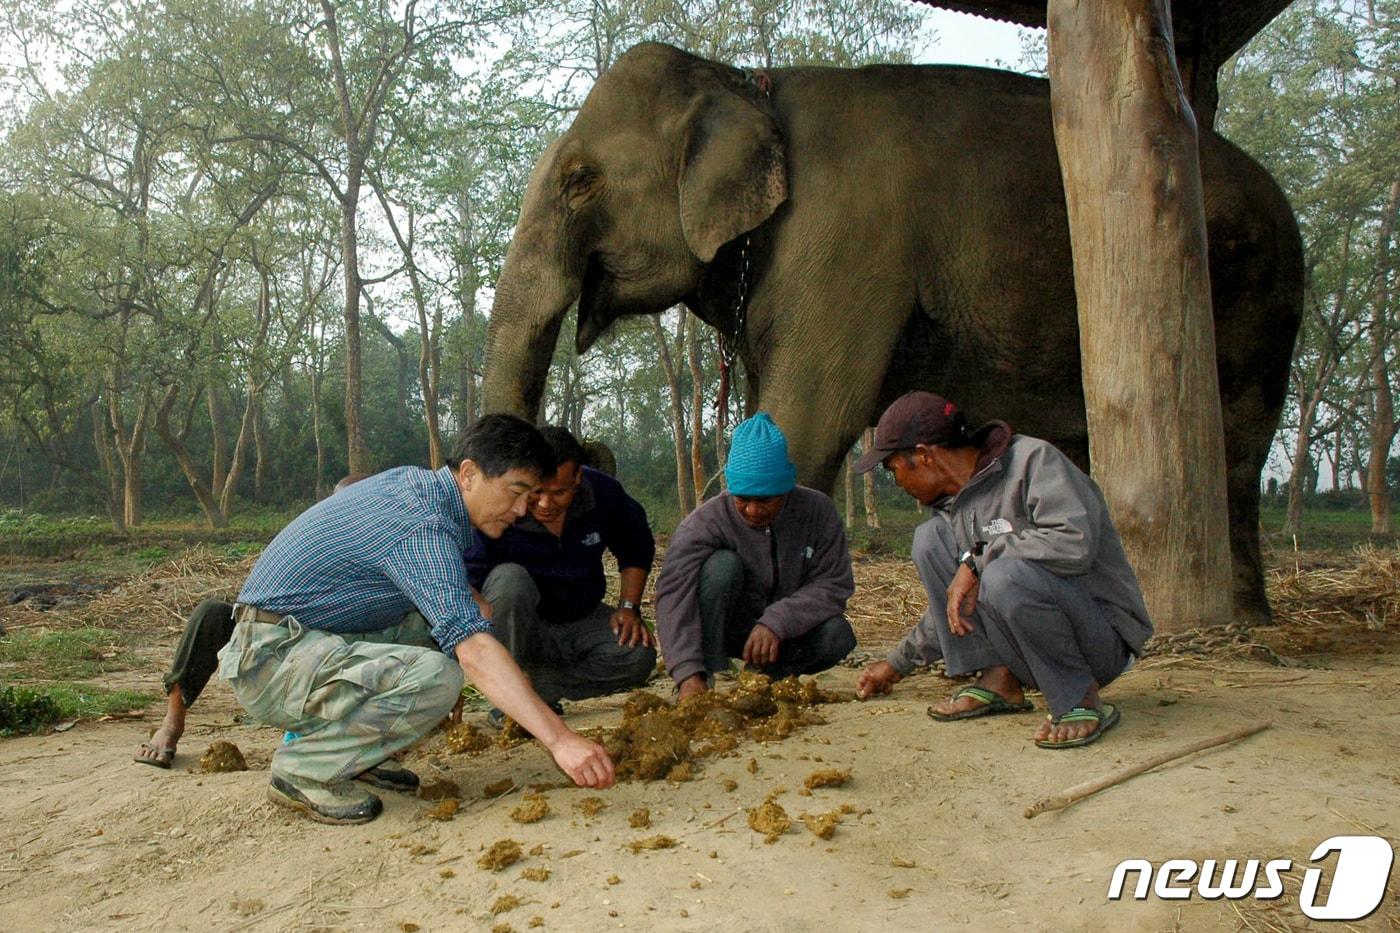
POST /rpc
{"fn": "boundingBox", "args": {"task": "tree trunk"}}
[1365,179,1400,534]
[687,314,706,501]
[312,328,328,500]
[91,398,126,534]
[844,447,855,528]
[651,312,696,514]
[1048,0,1233,632]
[253,396,268,503]
[156,385,230,529]
[862,427,881,528]
[208,381,228,494]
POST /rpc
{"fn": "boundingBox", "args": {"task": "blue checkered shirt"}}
[237,466,488,654]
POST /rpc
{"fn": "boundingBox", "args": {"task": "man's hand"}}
[610,606,653,648]
[677,674,708,702]
[856,660,902,699]
[546,730,615,789]
[742,623,781,667]
[946,564,980,636]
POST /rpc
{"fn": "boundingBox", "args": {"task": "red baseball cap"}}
[853,392,969,473]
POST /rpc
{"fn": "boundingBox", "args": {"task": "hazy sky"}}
[919,8,1033,69]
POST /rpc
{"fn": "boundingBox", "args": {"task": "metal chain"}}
[720,233,751,370]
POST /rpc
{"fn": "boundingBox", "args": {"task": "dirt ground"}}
[2,552,1399,932]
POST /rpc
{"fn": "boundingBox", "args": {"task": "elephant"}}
[483,41,1304,625]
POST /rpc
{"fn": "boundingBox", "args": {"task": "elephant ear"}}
[678,92,787,263]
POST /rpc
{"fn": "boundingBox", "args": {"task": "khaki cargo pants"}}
[217,610,464,785]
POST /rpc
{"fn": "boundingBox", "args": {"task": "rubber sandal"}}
[927,685,1035,722]
[1035,703,1121,749]
[133,742,175,769]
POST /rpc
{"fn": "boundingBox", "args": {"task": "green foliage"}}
[0,510,107,538]
[0,628,139,680]
[0,686,62,736]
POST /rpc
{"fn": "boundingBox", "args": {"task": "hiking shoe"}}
[267,774,383,825]
[356,760,420,793]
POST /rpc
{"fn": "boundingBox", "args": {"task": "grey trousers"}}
[698,550,857,679]
[913,515,1131,717]
[482,564,657,706]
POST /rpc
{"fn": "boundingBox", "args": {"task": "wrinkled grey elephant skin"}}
[483,42,1304,624]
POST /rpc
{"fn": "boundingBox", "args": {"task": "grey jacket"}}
[655,487,854,685]
[891,425,1153,672]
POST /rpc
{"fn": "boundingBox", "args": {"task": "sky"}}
[918,8,1033,69]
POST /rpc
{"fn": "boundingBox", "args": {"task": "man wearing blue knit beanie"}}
[654,413,857,700]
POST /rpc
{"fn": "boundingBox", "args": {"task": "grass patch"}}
[0,683,155,734]
[0,627,139,679]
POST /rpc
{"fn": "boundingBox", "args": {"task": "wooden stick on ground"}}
[1024,719,1272,819]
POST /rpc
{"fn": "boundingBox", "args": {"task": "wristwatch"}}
[618,599,641,613]
[957,550,980,578]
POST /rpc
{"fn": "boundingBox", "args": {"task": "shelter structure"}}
[915,1,1297,633]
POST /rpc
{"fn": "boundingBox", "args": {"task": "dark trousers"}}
[483,564,657,706]
[163,599,237,706]
[698,549,856,679]
[912,516,1131,717]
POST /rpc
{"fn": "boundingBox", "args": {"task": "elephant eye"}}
[561,164,602,212]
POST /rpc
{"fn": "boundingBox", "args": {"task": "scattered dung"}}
[628,807,651,829]
[627,835,677,853]
[892,857,916,868]
[747,759,759,774]
[491,894,522,915]
[492,924,513,933]
[510,794,549,824]
[418,778,461,801]
[483,779,516,798]
[602,674,844,783]
[803,768,851,791]
[800,810,842,839]
[426,799,460,822]
[198,741,247,773]
[575,796,607,817]
[722,779,738,792]
[888,888,912,899]
[520,867,551,882]
[606,874,621,885]
[478,839,523,871]
[747,798,791,843]
[443,723,493,754]
[529,918,544,928]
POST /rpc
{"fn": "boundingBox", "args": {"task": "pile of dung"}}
[800,810,843,839]
[747,797,792,843]
[601,673,846,782]
[443,722,493,754]
[198,741,247,773]
[803,768,851,791]
[478,839,523,871]
[626,835,677,853]
[510,793,550,824]
[575,797,606,817]
[426,799,460,822]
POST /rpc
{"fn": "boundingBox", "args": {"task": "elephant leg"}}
[756,327,904,494]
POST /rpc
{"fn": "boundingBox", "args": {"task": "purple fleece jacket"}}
[654,487,854,686]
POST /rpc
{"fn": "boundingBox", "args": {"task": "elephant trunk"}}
[482,239,578,420]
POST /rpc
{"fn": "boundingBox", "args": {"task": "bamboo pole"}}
[1024,720,1272,819]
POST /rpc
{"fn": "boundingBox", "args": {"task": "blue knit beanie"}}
[726,413,797,496]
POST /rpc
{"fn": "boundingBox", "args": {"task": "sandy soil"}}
[2,563,1399,932]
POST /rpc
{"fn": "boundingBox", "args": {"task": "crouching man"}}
[467,426,658,727]
[218,415,614,824]
[655,413,857,701]
[853,392,1151,748]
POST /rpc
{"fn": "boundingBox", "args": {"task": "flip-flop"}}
[927,685,1035,722]
[1035,703,1121,749]
[133,742,175,769]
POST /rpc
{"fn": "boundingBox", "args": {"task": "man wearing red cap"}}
[852,392,1152,748]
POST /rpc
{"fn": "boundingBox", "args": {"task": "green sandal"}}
[1035,703,1121,749]
[927,685,1035,722]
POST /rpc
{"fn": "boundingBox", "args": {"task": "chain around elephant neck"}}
[720,233,751,370]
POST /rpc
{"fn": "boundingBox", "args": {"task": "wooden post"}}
[1047,0,1233,632]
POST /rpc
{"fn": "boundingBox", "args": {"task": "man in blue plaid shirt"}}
[219,414,615,824]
